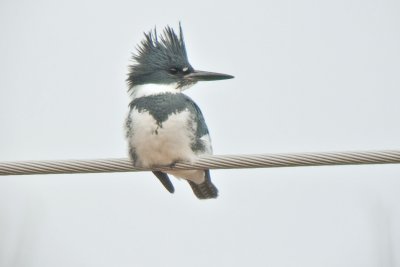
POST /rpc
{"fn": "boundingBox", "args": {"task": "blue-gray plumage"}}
[125,23,233,199]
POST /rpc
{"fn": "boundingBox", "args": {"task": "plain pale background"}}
[1,0,400,266]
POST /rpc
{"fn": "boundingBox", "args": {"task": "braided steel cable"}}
[0,150,399,176]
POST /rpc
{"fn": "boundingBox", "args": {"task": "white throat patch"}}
[130,83,178,99]
[130,83,195,99]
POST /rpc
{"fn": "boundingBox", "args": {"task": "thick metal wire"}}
[0,150,399,176]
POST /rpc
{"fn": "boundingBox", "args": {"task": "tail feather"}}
[188,170,218,199]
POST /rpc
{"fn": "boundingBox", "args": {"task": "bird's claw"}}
[168,162,177,169]
[152,161,178,170]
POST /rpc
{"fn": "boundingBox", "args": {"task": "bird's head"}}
[127,23,233,97]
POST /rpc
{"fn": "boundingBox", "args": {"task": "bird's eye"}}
[169,68,179,74]
[182,67,190,74]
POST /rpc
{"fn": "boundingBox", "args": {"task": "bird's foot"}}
[168,161,178,168]
[152,161,179,170]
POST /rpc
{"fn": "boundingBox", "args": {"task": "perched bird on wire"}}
[125,23,233,199]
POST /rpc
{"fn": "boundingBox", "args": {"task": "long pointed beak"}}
[186,70,234,81]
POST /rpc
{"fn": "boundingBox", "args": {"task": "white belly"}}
[128,108,198,168]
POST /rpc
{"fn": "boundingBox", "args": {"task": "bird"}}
[125,23,233,199]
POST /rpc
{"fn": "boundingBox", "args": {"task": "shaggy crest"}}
[127,23,192,89]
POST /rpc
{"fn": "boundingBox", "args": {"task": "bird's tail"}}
[188,170,218,199]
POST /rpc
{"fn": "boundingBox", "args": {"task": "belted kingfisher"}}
[125,23,233,199]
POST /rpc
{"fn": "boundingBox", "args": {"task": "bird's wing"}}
[186,98,209,137]
[152,171,175,193]
[184,96,212,154]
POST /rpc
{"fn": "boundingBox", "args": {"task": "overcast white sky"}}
[0,0,400,266]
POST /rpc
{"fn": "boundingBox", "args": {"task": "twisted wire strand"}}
[0,150,399,176]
